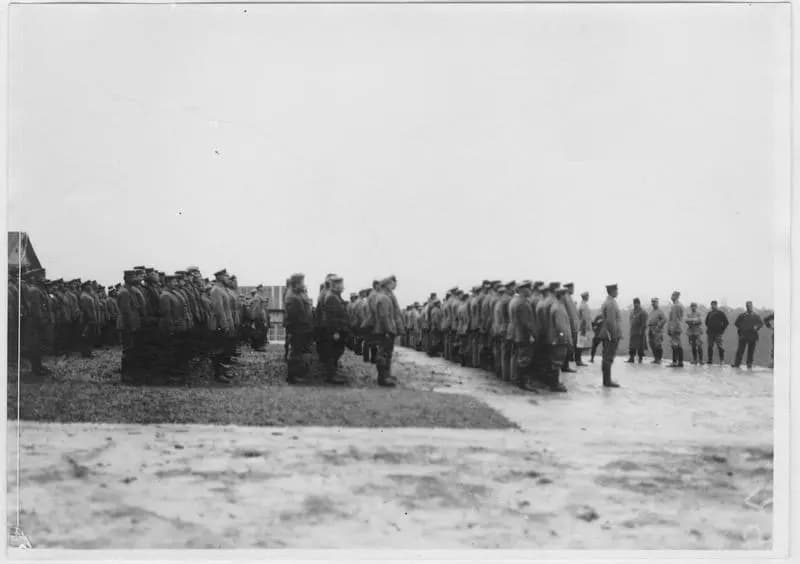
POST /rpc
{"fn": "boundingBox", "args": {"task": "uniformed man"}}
[210,269,234,382]
[509,280,540,390]
[361,279,381,364]
[347,293,360,350]
[480,282,500,370]
[705,300,729,365]
[409,303,421,350]
[686,302,705,365]
[576,291,592,366]
[77,281,97,358]
[560,282,579,373]
[419,298,431,352]
[444,288,459,361]
[249,284,270,351]
[117,270,144,383]
[491,283,510,379]
[667,291,685,368]
[158,275,186,383]
[626,298,648,363]
[647,298,667,364]
[533,282,559,384]
[597,284,622,388]
[106,286,119,346]
[546,287,571,392]
[284,273,314,383]
[20,268,51,379]
[456,290,471,367]
[372,276,400,387]
[319,275,349,384]
[428,298,443,357]
[732,301,763,369]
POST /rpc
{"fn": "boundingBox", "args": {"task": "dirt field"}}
[6,346,773,550]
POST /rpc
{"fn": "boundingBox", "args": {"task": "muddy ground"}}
[6,347,773,549]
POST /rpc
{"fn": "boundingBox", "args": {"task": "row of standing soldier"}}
[398,280,609,392]
[283,273,404,387]
[9,266,272,384]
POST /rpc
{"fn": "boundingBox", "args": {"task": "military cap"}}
[230,274,237,279]
[547,282,561,291]
[288,272,304,283]
[710,300,718,305]
[690,302,698,307]
[491,280,503,288]
[133,265,146,270]
[350,292,358,299]
[165,274,177,282]
[123,270,137,278]
[482,280,491,287]
[329,275,343,283]
[651,297,659,302]
[429,292,437,299]
[449,287,459,293]
[256,284,264,290]
[214,269,228,278]
[471,286,481,293]
[564,282,575,288]
[186,265,200,273]
[175,270,188,276]
[379,276,394,288]
[413,301,421,307]
[496,283,507,292]
[81,280,92,288]
[517,280,533,290]
[145,267,154,273]
[580,291,589,298]
[533,281,545,290]
[506,280,516,287]
[359,289,370,297]
[555,287,569,296]
[389,274,397,282]
[606,284,618,293]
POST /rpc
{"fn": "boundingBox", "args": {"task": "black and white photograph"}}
[2,0,794,555]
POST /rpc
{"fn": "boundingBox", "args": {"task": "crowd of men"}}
[9,266,775,389]
[397,282,775,393]
[8,266,272,384]
[283,273,404,387]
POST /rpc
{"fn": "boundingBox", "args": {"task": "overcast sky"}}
[7,2,789,307]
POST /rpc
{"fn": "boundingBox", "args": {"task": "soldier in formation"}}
[405,279,601,393]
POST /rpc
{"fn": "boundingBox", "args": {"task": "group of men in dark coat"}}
[9,268,121,379]
[283,273,404,387]
[401,280,621,392]
[116,266,271,384]
[618,292,769,370]
[10,265,272,384]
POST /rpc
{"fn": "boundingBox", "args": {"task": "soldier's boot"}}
[561,356,577,373]
[550,370,567,393]
[602,364,620,388]
[625,352,635,363]
[668,347,680,367]
[575,349,587,367]
[719,352,724,365]
[677,348,685,367]
[697,348,703,365]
